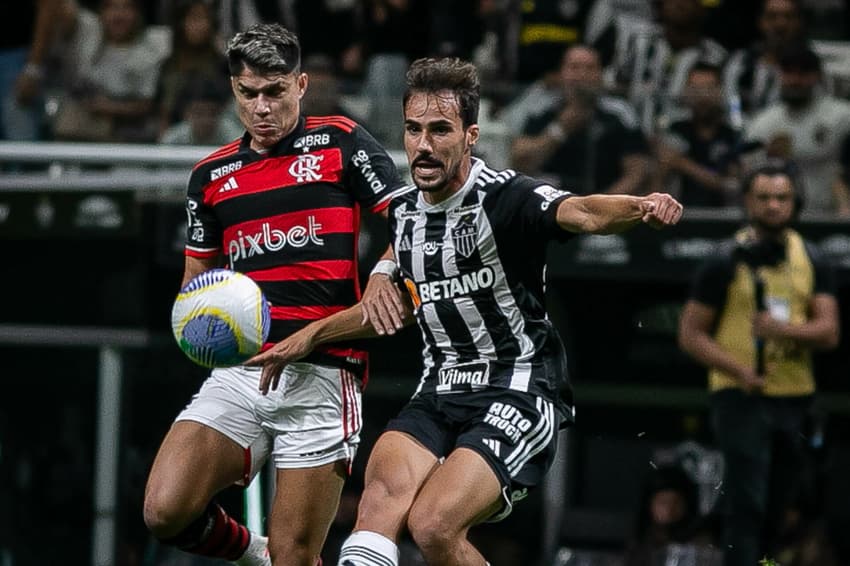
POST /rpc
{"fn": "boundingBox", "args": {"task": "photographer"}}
[677,161,839,566]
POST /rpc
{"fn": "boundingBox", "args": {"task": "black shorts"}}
[385,388,564,521]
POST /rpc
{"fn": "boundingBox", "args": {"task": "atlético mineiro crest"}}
[451,213,478,258]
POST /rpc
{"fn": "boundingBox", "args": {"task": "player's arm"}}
[556,192,682,234]
[361,245,406,335]
[678,300,765,392]
[247,299,415,394]
[181,255,221,287]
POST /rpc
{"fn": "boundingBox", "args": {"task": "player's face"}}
[232,66,307,151]
[746,174,796,232]
[404,90,479,203]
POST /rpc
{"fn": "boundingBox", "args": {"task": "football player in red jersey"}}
[143,23,406,566]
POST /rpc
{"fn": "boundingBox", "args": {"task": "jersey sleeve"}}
[346,125,406,213]
[689,255,735,309]
[489,175,575,243]
[806,242,838,296]
[184,166,222,258]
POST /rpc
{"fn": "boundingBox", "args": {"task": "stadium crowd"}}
[2,1,850,566]
[4,0,850,217]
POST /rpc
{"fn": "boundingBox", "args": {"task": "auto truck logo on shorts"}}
[227,217,324,264]
[289,154,324,183]
[437,361,490,393]
[484,402,532,443]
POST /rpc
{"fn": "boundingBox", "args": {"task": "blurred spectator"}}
[509,0,596,84]
[652,63,742,207]
[745,45,850,216]
[156,0,228,136]
[723,0,806,119]
[511,44,649,195]
[285,0,360,75]
[609,0,727,134]
[300,54,352,119]
[159,77,241,145]
[623,464,719,566]
[678,160,841,566]
[51,0,169,143]
[354,0,431,148]
[0,0,60,141]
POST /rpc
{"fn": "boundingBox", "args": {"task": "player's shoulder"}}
[303,114,361,135]
[387,183,419,214]
[190,137,246,184]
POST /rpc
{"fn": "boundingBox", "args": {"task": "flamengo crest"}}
[289,154,324,183]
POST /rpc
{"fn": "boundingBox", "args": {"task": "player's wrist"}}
[370,259,398,279]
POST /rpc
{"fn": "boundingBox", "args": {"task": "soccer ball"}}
[171,269,271,368]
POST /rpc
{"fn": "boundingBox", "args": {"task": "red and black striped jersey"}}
[184,115,407,375]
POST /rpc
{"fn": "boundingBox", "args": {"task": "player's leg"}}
[407,391,562,566]
[266,461,347,565]
[338,393,450,566]
[407,447,503,565]
[144,366,271,564]
[257,364,365,565]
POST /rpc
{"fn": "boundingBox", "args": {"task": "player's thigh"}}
[268,461,347,555]
[355,431,441,539]
[145,420,246,521]
[146,367,271,514]
[407,447,503,537]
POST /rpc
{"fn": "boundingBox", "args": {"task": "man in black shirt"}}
[511,44,650,195]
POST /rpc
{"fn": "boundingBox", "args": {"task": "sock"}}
[163,502,251,561]
[338,530,399,566]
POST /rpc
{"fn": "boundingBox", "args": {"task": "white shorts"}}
[176,363,362,484]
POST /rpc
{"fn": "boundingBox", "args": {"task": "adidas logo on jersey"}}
[397,235,413,252]
[219,177,239,193]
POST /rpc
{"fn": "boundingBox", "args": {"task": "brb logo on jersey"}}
[289,154,324,183]
[227,217,324,265]
[210,161,242,181]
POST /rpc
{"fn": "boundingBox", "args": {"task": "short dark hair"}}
[226,23,300,76]
[403,58,480,128]
[778,43,821,74]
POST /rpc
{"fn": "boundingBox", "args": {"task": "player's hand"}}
[245,330,316,395]
[361,273,405,335]
[639,193,683,229]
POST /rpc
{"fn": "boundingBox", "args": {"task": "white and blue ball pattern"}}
[171,269,271,368]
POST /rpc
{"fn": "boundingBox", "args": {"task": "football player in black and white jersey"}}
[249,58,683,566]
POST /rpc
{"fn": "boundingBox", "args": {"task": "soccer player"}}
[248,57,683,566]
[143,24,406,566]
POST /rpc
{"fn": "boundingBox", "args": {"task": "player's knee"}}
[407,504,455,553]
[356,478,409,527]
[142,490,199,539]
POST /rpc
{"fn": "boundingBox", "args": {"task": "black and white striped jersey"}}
[388,158,575,416]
